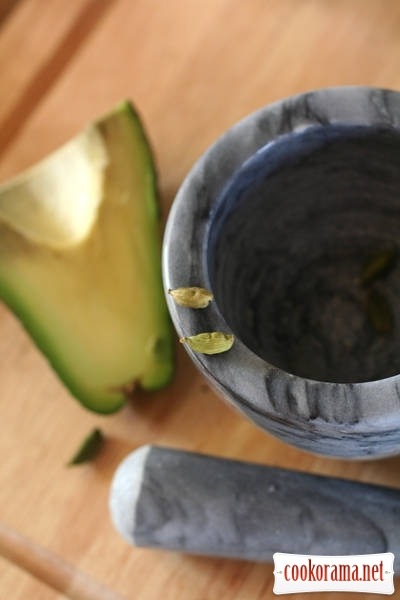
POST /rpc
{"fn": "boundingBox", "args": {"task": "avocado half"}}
[0,102,174,413]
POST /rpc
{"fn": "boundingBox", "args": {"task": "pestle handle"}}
[109,445,400,573]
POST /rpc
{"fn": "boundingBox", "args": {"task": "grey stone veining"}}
[110,445,400,572]
[163,87,400,458]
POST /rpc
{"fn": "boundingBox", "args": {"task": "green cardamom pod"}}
[366,289,393,334]
[180,332,234,354]
[360,248,397,286]
[169,287,213,308]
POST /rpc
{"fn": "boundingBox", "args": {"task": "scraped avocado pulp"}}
[0,102,174,412]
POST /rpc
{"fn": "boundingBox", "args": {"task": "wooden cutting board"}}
[1,1,400,598]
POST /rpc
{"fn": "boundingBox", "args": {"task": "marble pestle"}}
[109,445,400,573]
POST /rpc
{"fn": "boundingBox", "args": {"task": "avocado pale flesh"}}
[0,102,174,413]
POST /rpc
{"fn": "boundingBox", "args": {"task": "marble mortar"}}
[162,86,400,458]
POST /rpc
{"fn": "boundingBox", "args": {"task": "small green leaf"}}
[68,428,105,466]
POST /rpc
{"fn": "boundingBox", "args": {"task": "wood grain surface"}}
[1,1,400,598]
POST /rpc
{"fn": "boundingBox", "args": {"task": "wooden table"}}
[1,1,400,598]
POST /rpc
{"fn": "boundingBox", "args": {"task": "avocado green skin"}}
[0,282,174,414]
[0,102,174,414]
